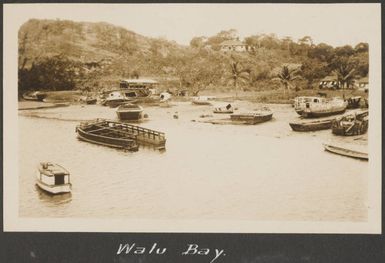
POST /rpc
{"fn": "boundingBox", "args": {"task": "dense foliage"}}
[18,20,369,96]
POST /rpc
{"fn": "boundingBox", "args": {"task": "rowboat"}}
[36,163,72,194]
[116,103,144,121]
[323,143,368,160]
[213,104,234,114]
[332,110,369,136]
[289,118,334,132]
[230,108,273,124]
[76,119,166,150]
[301,97,347,118]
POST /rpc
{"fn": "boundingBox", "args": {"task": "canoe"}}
[323,143,368,160]
[116,103,144,121]
[289,118,334,132]
[36,162,72,194]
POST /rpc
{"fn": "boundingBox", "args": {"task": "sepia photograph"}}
[3,3,381,233]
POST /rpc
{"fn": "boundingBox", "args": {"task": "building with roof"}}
[355,76,369,91]
[319,75,340,89]
[219,39,248,52]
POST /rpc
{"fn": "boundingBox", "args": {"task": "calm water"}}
[19,103,368,221]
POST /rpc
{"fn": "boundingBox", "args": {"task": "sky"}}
[5,3,381,47]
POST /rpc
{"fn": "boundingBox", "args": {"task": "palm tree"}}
[228,59,250,99]
[273,65,302,96]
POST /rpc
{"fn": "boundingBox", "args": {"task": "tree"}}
[273,65,302,95]
[332,57,357,89]
[227,57,250,99]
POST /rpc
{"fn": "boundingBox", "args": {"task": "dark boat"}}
[323,143,368,160]
[331,110,369,136]
[230,108,273,124]
[116,103,144,121]
[22,91,47,101]
[76,119,166,150]
[346,96,361,109]
[289,118,334,132]
[85,97,97,105]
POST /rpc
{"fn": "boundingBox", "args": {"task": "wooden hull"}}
[116,108,143,121]
[323,143,368,160]
[331,120,368,136]
[289,119,333,132]
[76,125,139,151]
[76,120,166,149]
[213,110,233,114]
[230,112,273,124]
[302,108,346,118]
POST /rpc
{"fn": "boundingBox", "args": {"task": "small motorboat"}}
[116,103,144,121]
[289,117,335,132]
[36,162,72,194]
[323,143,368,160]
[213,104,234,114]
[331,110,369,136]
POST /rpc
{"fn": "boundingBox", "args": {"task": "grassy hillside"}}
[18,19,369,98]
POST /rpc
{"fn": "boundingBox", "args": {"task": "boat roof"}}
[39,163,69,176]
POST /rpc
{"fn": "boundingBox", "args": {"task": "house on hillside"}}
[219,39,248,52]
[319,75,339,89]
[355,76,369,91]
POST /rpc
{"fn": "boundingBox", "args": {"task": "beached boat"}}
[116,103,144,121]
[293,97,321,115]
[85,97,97,105]
[76,119,166,150]
[289,118,334,132]
[36,162,72,194]
[331,110,369,136]
[213,104,234,114]
[22,91,47,101]
[300,97,347,118]
[323,143,368,160]
[192,96,215,105]
[230,108,273,124]
[346,96,362,109]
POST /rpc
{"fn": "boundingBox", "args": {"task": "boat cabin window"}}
[55,174,65,185]
[313,99,319,103]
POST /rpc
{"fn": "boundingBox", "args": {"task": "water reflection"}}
[35,185,72,205]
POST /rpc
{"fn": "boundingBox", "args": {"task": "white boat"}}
[36,163,72,194]
[323,143,368,160]
[295,97,347,118]
[213,103,234,113]
[192,96,215,105]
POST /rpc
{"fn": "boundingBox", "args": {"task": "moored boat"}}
[36,162,72,194]
[323,143,368,160]
[22,91,47,101]
[301,97,347,118]
[230,108,273,124]
[289,118,334,132]
[116,103,144,121]
[76,119,166,150]
[331,110,369,136]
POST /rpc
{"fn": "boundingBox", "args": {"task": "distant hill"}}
[18,19,369,96]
